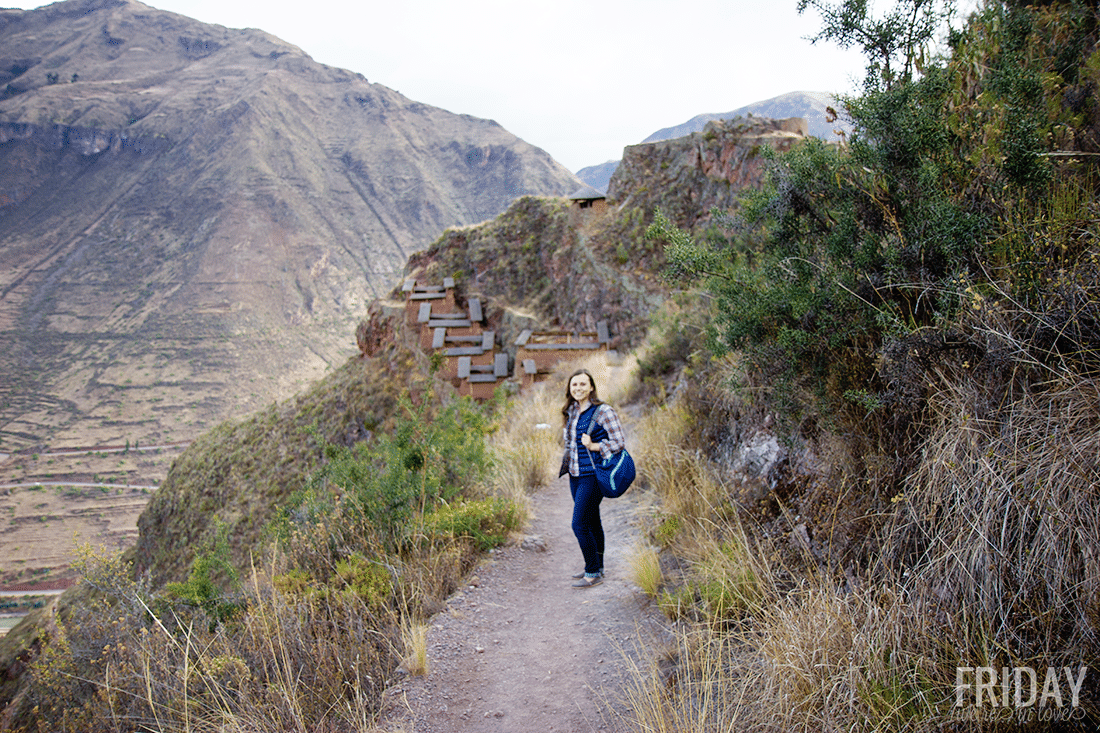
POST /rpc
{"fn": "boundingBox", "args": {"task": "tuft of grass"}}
[629,543,662,597]
[400,619,430,677]
[619,628,749,733]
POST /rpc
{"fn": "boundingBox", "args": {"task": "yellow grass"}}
[629,543,662,597]
[400,619,430,676]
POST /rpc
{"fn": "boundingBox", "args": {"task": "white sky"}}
[9,0,880,172]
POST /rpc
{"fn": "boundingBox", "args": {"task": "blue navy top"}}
[563,403,625,477]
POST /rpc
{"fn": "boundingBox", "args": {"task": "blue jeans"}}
[570,474,604,575]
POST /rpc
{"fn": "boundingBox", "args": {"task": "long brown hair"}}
[561,368,603,426]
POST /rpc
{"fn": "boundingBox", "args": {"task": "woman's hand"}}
[581,434,598,450]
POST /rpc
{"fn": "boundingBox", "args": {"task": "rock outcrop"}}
[609,116,808,228]
[407,118,812,353]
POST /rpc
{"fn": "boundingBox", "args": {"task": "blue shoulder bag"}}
[584,407,636,498]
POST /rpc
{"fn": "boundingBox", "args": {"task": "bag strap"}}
[582,404,602,465]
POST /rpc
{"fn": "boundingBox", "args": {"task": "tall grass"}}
[621,556,961,732]
[400,619,429,676]
[26,550,401,733]
[632,402,728,521]
[619,322,1100,730]
[889,364,1100,673]
[485,380,560,503]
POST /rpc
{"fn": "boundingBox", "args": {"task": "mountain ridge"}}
[0,0,579,461]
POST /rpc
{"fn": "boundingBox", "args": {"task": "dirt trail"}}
[380,474,669,733]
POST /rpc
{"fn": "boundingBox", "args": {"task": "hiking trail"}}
[379,473,669,732]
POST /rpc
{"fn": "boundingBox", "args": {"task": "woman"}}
[559,368,625,588]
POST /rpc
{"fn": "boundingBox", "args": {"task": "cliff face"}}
[0,0,579,456]
[608,116,808,228]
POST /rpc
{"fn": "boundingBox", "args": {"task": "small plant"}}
[657,585,695,621]
[162,524,242,628]
[653,514,681,547]
[401,619,430,676]
[333,553,393,607]
[629,544,662,597]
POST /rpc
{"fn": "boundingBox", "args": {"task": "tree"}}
[797,0,956,87]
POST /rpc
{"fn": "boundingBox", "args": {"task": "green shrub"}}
[333,553,393,606]
[162,524,242,628]
[276,393,494,567]
[417,498,522,551]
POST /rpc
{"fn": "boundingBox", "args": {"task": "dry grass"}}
[623,572,959,732]
[619,629,752,733]
[400,619,430,676]
[26,549,404,733]
[889,367,1100,671]
[629,543,663,597]
[747,582,950,731]
[485,380,560,504]
[632,402,731,522]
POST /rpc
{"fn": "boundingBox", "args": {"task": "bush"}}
[274,394,494,575]
[416,498,521,552]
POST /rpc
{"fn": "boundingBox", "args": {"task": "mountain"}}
[575,91,849,192]
[573,160,619,195]
[0,0,580,459]
[641,90,849,145]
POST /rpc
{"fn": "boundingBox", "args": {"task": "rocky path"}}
[379,475,669,733]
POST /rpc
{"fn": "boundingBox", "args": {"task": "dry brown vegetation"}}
[610,305,1100,731]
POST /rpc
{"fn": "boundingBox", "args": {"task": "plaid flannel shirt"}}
[563,402,626,477]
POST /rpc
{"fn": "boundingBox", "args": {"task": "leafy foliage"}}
[276,394,494,564]
[798,0,956,86]
[649,0,1100,420]
[162,524,242,628]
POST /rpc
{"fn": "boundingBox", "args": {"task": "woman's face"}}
[569,373,594,404]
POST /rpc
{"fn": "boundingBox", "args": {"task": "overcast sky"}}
[10,0,882,172]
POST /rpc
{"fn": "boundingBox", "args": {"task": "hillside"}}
[7,0,1100,729]
[404,117,811,355]
[0,0,579,473]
